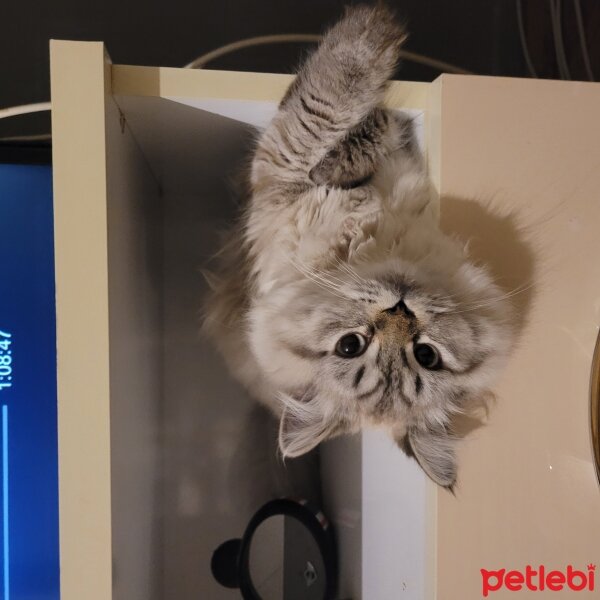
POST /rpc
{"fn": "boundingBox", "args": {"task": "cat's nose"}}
[374,312,415,344]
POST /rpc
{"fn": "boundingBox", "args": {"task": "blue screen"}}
[0,164,60,600]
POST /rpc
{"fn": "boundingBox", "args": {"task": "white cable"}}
[516,0,538,78]
[397,49,473,75]
[549,0,570,80]
[549,0,565,78]
[0,101,51,120]
[0,102,52,144]
[185,33,473,75]
[555,0,571,79]
[574,0,595,81]
[184,34,321,69]
[0,33,471,140]
[0,133,52,143]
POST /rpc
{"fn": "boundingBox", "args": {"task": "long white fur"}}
[203,5,515,488]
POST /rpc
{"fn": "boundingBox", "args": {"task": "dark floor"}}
[1,0,598,141]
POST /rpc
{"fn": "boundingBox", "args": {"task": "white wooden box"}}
[51,40,600,600]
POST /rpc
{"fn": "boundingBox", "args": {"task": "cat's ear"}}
[401,425,458,490]
[278,393,344,458]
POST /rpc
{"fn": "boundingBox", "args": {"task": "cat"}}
[203,4,514,488]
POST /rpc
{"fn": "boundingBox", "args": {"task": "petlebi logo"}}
[481,564,595,597]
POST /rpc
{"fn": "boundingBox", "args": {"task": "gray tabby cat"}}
[204,4,513,488]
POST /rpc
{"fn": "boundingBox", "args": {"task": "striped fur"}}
[203,5,514,488]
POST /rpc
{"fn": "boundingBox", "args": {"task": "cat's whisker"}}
[343,264,368,285]
[291,256,339,283]
[294,261,344,290]
[440,280,530,312]
[299,260,351,291]
[288,258,349,301]
[446,282,534,315]
[461,280,533,307]
[429,292,460,304]
[332,256,367,286]
[315,269,349,289]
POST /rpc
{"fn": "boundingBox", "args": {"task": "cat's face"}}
[249,255,513,488]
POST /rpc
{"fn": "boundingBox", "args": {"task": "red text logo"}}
[481,564,595,596]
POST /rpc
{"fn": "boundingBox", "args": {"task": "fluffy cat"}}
[203,4,513,488]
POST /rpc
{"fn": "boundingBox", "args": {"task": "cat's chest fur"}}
[246,153,435,297]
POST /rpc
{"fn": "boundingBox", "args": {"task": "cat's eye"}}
[413,343,442,370]
[335,333,368,358]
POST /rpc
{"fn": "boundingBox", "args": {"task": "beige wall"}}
[437,74,600,599]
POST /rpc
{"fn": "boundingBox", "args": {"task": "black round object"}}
[210,498,337,600]
[211,538,242,588]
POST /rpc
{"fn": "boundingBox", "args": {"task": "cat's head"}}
[248,242,514,488]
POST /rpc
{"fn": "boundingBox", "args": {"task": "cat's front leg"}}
[252,5,406,189]
[309,108,422,189]
[308,108,390,189]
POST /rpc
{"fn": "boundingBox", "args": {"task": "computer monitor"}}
[0,148,60,600]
